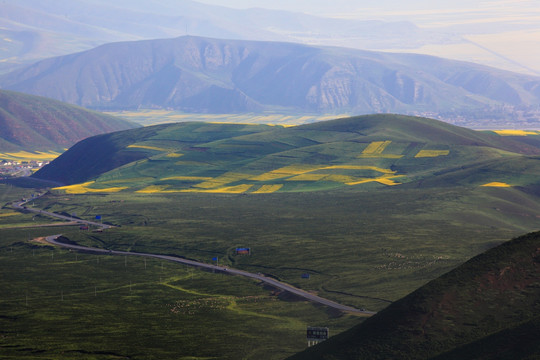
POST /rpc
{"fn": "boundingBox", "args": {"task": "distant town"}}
[0,160,50,178]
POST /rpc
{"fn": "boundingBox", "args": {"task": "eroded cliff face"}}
[2,36,539,115]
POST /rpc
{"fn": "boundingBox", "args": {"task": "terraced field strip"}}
[136,185,170,193]
[493,130,540,136]
[161,176,213,181]
[481,182,512,187]
[251,165,396,183]
[193,172,250,189]
[362,141,392,154]
[250,165,322,181]
[53,181,128,194]
[346,176,402,186]
[415,150,450,158]
[182,184,254,193]
[252,184,284,193]
[127,144,171,152]
[322,165,396,174]
[165,153,183,158]
[0,150,61,161]
[101,177,155,184]
[358,141,403,158]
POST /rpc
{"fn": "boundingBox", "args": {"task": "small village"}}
[0,159,50,178]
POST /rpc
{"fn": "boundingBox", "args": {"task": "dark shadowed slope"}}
[0,90,138,152]
[288,231,540,359]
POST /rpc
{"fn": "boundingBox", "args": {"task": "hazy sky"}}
[194,0,540,75]
[194,0,540,25]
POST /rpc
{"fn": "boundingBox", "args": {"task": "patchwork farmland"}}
[41,114,536,195]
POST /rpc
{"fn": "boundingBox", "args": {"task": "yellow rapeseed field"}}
[53,181,128,194]
[362,141,392,154]
[346,176,402,186]
[0,211,19,217]
[101,177,154,184]
[286,174,327,181]
[481,182,512,187]
[324,174,357,183]
[322,165,396,174]
[358,154,403,159]
[250,165,323,181]
[127,144,169,152]
[373,177,401,186]
[136,185,170,193]
[255,164,398,182]
[193,173,249,189]
[0,150,61,161]
[415,150,450,158]
[357,141,403,158]
[252,184,283,193]
[182,184,253,193]
[161,176,213,181]
[493,130,539,136]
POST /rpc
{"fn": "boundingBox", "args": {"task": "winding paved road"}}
[14,197,374,315]
[45,235,373,314]
[12,198,111,229]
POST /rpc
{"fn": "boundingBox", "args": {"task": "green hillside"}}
[32,114,540,194]
[288,231,540,359]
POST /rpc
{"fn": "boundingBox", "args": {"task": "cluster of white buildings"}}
[0,160,49,177]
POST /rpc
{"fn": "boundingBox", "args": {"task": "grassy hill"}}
[0,89,138,153]
[32,114,540,194]
[288,231,540,359]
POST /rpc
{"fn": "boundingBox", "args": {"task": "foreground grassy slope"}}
[0,186,359,360]
[33,114,540,194]
[289,231,540,360]
[0,89,138,152]
[31,183,540,312]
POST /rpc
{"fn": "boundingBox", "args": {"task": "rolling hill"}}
[31,114,540,193]
[2,36,540,126]
[288,230,540,359]
[0,90,138,152]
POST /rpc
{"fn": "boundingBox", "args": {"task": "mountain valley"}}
[2,2,540,359]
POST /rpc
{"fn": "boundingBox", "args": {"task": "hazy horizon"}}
[194,0,540,75]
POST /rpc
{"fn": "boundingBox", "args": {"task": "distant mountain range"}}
[2,36,540,126]
[0,89,138,152]
[289,230,540,359]
[0,0,457,75]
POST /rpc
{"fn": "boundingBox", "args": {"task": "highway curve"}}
[14,197,374,315]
